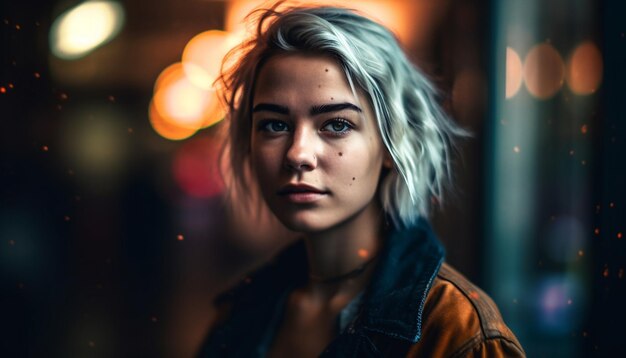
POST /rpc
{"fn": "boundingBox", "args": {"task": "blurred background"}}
[1,0,625,357]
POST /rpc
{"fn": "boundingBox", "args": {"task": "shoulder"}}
[407,263,526,357]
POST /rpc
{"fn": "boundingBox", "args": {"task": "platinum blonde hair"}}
[219,4,467,228]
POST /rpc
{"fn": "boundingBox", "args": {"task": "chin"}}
[274,211,334,234]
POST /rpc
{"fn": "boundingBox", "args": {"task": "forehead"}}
[253,53,355,102]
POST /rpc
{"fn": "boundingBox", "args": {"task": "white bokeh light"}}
[50,1,125,60]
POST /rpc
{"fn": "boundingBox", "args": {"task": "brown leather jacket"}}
[199,219,525,357]
[405,263,525,357]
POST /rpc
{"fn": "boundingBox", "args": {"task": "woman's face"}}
[251,53,388,233]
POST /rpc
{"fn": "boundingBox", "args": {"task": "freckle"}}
[330,97,334,100]
[352,177,355,181]
[338,152,343,156]
[325,68,329,72]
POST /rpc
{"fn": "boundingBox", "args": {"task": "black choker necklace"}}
[308,255,378,284]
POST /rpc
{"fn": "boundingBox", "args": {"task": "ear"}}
[383,151,393,169]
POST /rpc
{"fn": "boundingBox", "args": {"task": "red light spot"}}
[618,232,623,239]
[609,202,615,208]
[357,249,369,258]
[594,228,600,235]
[15,24,20,30]
[0,87,6,93]
[469,291,480,300]
[8,83,13,89]
[176,234,184,241]
[581,124,588,134]
[59,93,68,100]
[42,145,49,151]
[173,136,225,198]
[603,267,609,278]
[34,72,40,78]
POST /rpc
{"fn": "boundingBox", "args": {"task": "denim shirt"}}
[198,218,445,357]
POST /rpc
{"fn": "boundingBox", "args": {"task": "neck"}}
[302,201,386,298]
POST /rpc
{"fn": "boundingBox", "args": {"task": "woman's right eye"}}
[259,120,290,133]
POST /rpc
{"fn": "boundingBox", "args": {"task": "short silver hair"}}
[219,5,467,228]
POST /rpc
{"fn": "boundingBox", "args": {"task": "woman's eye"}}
[322,119,352,134]
[260,120,289,132]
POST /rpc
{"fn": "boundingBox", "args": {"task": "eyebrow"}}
[252,103,289,114]
[310,103,362,116]
[252,102,362,116]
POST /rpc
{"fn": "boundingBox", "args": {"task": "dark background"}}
[1,0,624,357]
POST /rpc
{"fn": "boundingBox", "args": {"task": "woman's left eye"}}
[321,119,352,134]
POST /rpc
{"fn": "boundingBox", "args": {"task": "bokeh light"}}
[60,106,129,178]
[534,275,585,334]
[566,41,603,95]
[505,47,523,99]
[524,43,565,99]
[50,1,125,60]
[182,30,232,90]
[173,136,225,198]
[149,100,197,141]
[151,63,224,138]
[225,0,440,49]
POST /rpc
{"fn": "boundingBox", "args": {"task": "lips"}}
[277,183,328,203]
[277,183,327,195]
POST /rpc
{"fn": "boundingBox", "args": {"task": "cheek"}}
[332,143,384,188]
[251,144,281,184]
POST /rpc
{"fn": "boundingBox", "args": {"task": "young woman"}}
[200,5,525,357]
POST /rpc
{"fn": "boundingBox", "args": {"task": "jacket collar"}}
[204,218,445,356]
[357,217,445,343]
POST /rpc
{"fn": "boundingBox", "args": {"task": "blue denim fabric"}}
[198,218,445,357]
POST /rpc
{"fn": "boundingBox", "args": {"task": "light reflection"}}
[505,47,523,99]
[566,41,603,95]
[524,43,565,99]
[50,1,125,60]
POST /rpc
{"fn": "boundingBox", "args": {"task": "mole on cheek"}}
[338,152,343,157]
[325,68,329,72]
[330,97,334,100]
[352,177,356,181]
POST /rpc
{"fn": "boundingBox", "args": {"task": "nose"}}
[284,125,318,171]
